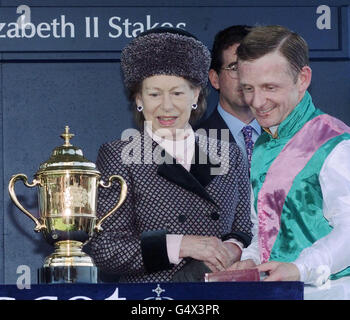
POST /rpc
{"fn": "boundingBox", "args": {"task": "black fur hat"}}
[121,27,211,91]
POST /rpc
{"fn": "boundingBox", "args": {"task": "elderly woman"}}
[90,28,252,282]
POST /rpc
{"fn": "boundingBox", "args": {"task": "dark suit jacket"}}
[195,107,235,143]
[90,131,252,282]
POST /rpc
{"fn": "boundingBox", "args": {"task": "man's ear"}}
[297,66,312,93]
[209,69,220,90]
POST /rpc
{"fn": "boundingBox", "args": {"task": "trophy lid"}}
[36,126,99,174]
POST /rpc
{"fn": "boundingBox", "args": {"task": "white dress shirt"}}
[217,104,261,161]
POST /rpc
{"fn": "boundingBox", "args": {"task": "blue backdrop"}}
[1,0,349,284]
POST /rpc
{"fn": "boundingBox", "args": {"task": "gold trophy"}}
[8,126,127,284]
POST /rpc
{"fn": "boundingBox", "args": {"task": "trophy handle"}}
[95,175,127,232]
[8,174,46,232]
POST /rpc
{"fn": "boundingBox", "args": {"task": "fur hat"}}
[121,27,211,91]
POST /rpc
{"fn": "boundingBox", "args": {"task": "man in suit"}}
[196,25,261,170]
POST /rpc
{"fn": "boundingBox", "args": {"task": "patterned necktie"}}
[241,125,254,173]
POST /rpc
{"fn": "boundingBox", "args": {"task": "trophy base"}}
[38,265,98,284]
[39,240,98,284]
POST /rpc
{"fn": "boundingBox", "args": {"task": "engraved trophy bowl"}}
[8,126,127,284]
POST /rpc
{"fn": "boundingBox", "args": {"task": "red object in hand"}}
[205,268,261,282]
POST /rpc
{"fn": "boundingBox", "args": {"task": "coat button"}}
[178,215,187,223]
[211,212,219,221]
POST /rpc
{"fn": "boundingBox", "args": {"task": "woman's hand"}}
[179,235,239,272]
[222,241,242,266]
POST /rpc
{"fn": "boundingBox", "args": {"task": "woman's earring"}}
[191,104,198,110]
[137,105,144,112]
